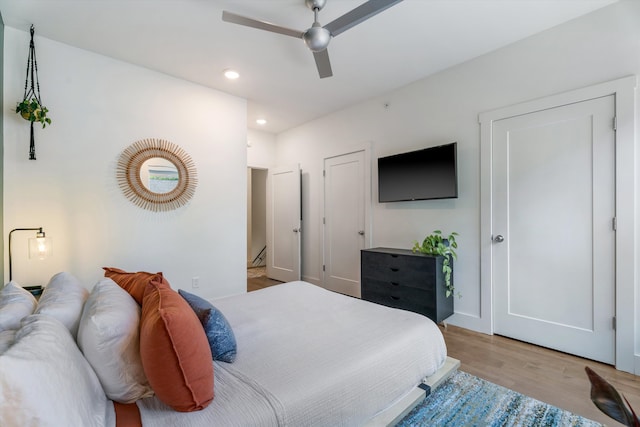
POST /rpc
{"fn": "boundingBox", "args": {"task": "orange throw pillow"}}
[140,276,214,412]
[103,267,158,305]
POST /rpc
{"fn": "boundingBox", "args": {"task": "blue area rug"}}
[397,371,603,427]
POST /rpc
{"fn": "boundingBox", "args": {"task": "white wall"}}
[246,129,275,266]
[247,129,276,169]
[3,27,248,300]
[275,1,640,368]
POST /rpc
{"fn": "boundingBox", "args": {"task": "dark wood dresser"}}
[360,247,453,323]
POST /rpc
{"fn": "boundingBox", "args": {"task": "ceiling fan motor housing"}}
[305,0,327,11]
[303,23,331,52]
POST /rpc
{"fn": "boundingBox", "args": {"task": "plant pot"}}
[19,107,44,123]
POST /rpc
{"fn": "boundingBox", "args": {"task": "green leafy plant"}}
[412,230,459,298]
[16,98,51,128]
[585,366,639,426]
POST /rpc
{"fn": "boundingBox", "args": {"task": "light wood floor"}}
[246,268,282,292]
[246,275,639,425]
[442,324,639,425]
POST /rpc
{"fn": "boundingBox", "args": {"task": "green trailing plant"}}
[412,230,459,298]
[16,98,51,128]
[585,366,639,427]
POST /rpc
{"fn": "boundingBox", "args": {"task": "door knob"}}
[358,230,365,236]
[493,234,504,243]
[293,228,300,233]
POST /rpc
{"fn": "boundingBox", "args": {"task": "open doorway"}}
[247,168,281,291]
[247,168,267,269]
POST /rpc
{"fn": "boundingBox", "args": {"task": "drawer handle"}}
[391,255,399,258]
[390,282,400,286]
[390,295,401,301]
[390,268,399,272]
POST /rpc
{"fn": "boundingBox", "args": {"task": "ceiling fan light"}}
[256,118,267,125]
[303,25,331,52]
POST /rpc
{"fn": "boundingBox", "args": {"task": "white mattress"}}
[137,281,447,426]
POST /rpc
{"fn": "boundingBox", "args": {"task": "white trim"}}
[479,75,637,373]
[301,274,322,286]
[613,77,638,374]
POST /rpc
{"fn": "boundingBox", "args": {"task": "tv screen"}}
[378,142,458,202]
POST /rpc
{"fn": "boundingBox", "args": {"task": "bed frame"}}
[366,356,461,427]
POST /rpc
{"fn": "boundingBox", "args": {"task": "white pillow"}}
[0,314,110,426]
[78,278,153,403]
[34,272,89,339]
[0,282,37,331]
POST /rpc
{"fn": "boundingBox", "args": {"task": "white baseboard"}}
[301,275,321,286]
[447,311,492,335]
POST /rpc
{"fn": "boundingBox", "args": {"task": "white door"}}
[492,95,616,364]
[323,151,366,298]
[266,165,301,283]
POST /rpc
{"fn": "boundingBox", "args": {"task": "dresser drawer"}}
[362,276,435,294]
[361,252,436,291]
[362,285,435,316]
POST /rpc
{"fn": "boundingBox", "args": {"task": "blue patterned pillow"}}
[178,289,237,363]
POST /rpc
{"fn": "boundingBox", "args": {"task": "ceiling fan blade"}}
[222,11,304,39]
[313,49,333,79]
[324,0,404,37]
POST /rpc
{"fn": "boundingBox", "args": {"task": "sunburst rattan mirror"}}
[117,138,198,212]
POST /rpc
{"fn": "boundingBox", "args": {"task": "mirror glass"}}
[140,157,179,194]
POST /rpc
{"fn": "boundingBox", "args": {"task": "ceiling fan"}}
[222,0,404,79]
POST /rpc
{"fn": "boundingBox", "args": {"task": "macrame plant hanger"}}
[22,25,43,160]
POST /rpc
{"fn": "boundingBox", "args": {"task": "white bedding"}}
[137,281,447,426]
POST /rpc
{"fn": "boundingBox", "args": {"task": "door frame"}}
[478,76,637,373]
[321,142,373,288]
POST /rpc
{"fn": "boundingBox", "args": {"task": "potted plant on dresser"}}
[412,230,459,298]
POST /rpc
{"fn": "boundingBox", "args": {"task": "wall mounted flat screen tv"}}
[378,142,458,202]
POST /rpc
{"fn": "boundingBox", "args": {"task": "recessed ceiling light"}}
[256,119,267,125]
[224,69,240,80]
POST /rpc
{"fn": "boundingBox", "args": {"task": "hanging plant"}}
[412,230,459,298]
[16,25,51,160]
[16,98,51,128]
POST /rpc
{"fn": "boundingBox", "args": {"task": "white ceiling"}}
[0,0,618,134]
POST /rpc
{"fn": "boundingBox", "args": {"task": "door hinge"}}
[323,170,326,177]
[613,116,617,131]
[323,217,326,225]
[612,217,617,231]
[322,265,325,272]
[612,316,616,331]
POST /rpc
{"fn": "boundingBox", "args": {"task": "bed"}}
[0,272,453,426]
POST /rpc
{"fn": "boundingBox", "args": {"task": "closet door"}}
[323,151,366,298]
[492,95,616,364]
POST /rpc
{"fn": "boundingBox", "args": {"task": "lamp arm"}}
[8,227,44,282]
